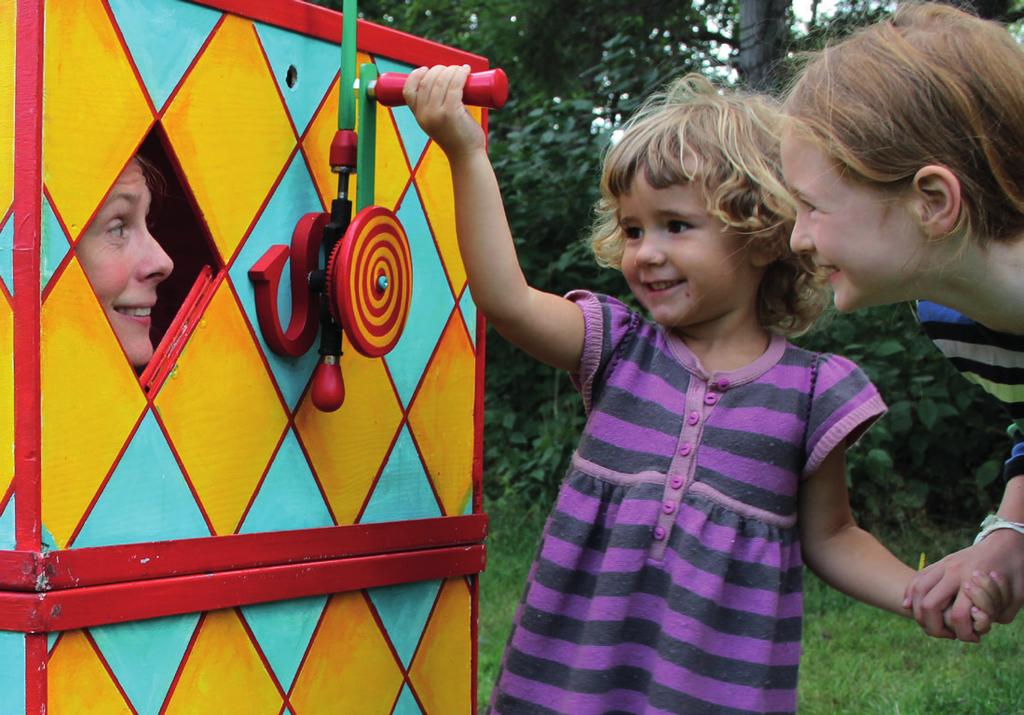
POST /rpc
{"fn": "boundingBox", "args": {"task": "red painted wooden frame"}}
[192,0,489,71]
[0,543,485,633]
[0,514,487,592]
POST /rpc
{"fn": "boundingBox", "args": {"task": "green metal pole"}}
[338,0,357,132]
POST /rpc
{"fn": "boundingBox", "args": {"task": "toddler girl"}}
[404,66,997,714]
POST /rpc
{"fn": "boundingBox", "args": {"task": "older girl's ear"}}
[911,165,962,238]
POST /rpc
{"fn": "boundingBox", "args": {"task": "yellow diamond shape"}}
[373,107,413,212]
[164,610,283,714]
[49,631,133,714]
[44,0,152,239]
[413,107,481,296]
[294,350,402,525]
[0,1,13,215]
[409,578,473,715]
[408,312,476,516]
[162,15,295,263]
[0,295,11,498]
[291,591,404,714]
[302,52,373,209]
[42,260,146,548]
[154,280,287,535]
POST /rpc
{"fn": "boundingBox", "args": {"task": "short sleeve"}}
[803,353,887,477]
[564,290,638,414]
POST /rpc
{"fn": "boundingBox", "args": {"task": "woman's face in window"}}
[77,159,174,369]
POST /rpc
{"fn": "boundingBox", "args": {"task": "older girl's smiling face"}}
[76,159,174,369]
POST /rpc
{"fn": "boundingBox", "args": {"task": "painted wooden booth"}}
[0,1,490,712]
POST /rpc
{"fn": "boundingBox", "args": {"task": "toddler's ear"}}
[911,165,962,238]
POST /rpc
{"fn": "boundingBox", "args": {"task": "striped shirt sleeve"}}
[919,300,1024,481]
[564,291,637,414]
[803,354,888,477]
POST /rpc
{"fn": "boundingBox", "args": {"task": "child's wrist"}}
[973,513,1024,545]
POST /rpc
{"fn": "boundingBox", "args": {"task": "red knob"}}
[373,68,509,109]
[311,358,345,412]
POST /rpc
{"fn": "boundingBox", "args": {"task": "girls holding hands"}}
[404,66,997,714]
[782,2,1023,642]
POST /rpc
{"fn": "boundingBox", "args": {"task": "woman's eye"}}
[109,221,127,239]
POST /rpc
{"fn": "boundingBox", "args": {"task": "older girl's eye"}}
[667,220,689,233]
[623,226,642,240]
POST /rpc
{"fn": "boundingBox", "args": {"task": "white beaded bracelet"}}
[974,513,1024,545]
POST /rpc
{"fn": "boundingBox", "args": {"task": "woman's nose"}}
[141,230,174,282]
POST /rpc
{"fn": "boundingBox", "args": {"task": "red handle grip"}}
[373,68,508,109]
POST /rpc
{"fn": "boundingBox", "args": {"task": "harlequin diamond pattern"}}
[41,578,472,713]
[42,0,481,552]
[33,0,482,708]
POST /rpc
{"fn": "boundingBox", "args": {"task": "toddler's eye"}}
[623,226,642,240]
[667,220,689,233]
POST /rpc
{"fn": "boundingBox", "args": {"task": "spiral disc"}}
[331,206,412,357]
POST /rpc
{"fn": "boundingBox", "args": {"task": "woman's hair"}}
[590,74,826,336]
[784,2,1024,245]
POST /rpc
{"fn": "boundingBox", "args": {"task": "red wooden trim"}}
[13,0,45,553]
[0,514,487,591]
[189,0,489,71]
[473,311,487,515]
[470,573,480,710]
[25,633,47,715]
[0,550,40,590]
[0,544,485,633]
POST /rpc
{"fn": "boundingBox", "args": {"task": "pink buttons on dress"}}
[678,443,692,457]
[653,526,666,541]
[662,501,676,514]
[715,378,730,390]
[687,411,700,426]
[704,393,718,406]
[670,476,683,489]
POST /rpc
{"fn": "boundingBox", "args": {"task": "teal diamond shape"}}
[393,684,424,714]
[241,595,327,692]
[254,22,340,136]
[72,409,210,548]
[90,613,201,715]
[368,578,441,668]
[0,630,25,715]
[386,187,455,406]
[41,194,69,293]
[107,0,221,111]
[360,426,441,525]
[229,153,323,411]
[239,429,333,533]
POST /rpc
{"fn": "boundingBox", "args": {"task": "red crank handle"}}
[371,68,508,109]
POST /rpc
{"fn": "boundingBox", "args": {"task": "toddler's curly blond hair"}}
[590,74,826,336]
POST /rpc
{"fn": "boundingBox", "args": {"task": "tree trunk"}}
[737,0,792,90]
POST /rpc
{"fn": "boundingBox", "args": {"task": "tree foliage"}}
[310,0,1019,527]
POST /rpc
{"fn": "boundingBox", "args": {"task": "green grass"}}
[478,494,1024,714]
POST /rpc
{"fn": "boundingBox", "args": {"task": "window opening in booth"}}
[74,127,221,392]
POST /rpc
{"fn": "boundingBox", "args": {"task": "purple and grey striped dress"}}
[489,292,886,715]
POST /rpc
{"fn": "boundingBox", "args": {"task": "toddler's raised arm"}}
[403,65,584,372]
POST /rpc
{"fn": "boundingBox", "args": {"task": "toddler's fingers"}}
[970,606,992,636]
[402,66,429,110]
[442,65,472,110]
[421,65,452,109]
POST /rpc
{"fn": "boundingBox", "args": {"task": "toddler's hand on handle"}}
[403,65,486,160]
